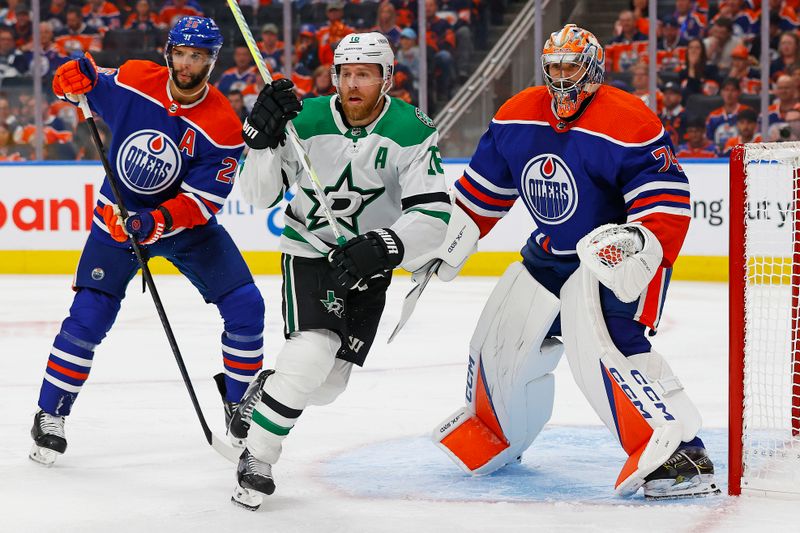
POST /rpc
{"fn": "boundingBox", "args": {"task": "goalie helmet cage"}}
[729,142,800,497]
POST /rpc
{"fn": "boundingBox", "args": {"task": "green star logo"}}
[320,290,344,317]
[302,162,385,234]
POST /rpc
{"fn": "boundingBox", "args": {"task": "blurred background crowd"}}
[0,0,799,161]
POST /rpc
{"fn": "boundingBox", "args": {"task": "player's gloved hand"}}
[577,223,663,303]
[52,53,98,97]
[101,205,168,245]
[328,229,404,290]
[243,78,302,150]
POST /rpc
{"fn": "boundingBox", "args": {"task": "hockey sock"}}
[247,387,304,464]
[222,331,264,402]
[38,331,96,416]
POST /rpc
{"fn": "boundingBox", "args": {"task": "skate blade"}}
[29,444,60,466]
[231,485,263,511]
[644,475,721,500]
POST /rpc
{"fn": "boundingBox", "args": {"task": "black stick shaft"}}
[80,97,213,444]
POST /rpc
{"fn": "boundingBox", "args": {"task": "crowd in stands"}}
[605,0,800,158]
[0,0,502,161]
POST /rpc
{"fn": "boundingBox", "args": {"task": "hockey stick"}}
[226,0,347,246]
[75,95,240,464]
[387,259,440,343]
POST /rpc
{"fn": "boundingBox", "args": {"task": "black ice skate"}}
[643,445,720,499]
[214,373,243,447]
[29,409,67,466]
[231,448,275,511]
[228,369,273,442]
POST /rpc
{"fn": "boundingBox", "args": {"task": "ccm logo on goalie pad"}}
[465,355,475,402]
[606,366,675,422]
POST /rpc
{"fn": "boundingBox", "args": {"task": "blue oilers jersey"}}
[79,60,245,247]
[454,85,691,267]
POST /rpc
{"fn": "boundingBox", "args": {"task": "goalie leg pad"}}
[433,262,563,475]
[560,266,702,495]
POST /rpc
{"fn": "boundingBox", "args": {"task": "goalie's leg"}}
[433,262,564,475]
[560,266,719,498]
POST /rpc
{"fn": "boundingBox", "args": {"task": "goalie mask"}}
[332,32,394,101]
[542,24,604,120]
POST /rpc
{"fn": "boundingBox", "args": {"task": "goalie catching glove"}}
[328,229,404,290]
[242,78,302,150]
[576,223,663,303]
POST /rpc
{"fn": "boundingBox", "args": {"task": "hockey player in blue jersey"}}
[29,16,266,466]
[430,24,719,499]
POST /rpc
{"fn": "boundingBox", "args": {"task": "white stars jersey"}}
[240,95,452,270]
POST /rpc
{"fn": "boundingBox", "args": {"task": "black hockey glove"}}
[328,229,405,290]
[242,78,302,150]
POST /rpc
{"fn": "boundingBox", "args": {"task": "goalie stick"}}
[76,95,240,464]
[387,259,440,343]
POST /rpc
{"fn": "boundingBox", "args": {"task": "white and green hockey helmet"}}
[332,32,394,97]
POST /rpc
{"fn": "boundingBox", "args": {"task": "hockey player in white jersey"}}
[229,32,451,509]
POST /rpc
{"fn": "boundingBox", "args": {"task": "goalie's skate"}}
[29,409,67,466]
[642,446,721,500]
[228,369,273,442]
[231,448,275,511]
[214,373,244,448]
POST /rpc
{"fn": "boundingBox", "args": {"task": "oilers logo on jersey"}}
[520,154,578,224]
[116,130,182,195]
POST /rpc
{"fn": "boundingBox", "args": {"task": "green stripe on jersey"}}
[283,225,309,244]
[372,99,437,147]
[292,96,339,140]
[252,409,292,436]
[406,207,451,224]
[283,255,296,332]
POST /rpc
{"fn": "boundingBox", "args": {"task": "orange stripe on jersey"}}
[636,212,690,266]
[48,360,90,381]
[459,176,517,207]
[224,358,262,371]
[636,269,665,330]
[630,193,690,210]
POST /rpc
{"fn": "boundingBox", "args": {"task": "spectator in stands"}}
[12,3,32,48]
[303,64,335,100]
[658,16,688,73]
[390,62,416,104]
[44,0,69,34]
[703,17,743,70]
[764,74,799,125]
[438,0,473,81]
[673,0,707,40]
[630,61,663,113]
[124,0,164,31]
[295,23,322,73]
[158,0,202,29]
[712,0,758,39]
[0,97,20,141]
[768,0,799,33]
[680,37,721,101]
[73,116,111,160]
[216,45,258,95]
[373,0,402,47]
[55,6,101,55]
[631,0,650,35]
[317,1,354,49]
[706,77,751,151]
[661,81,687,147]
[15,97,76,160]
[397,27,420,81]
[607,9,647,72]
[0,0,20,26]
[259,23,284,73]
[676,116,718,158]
[82,0,121,33]
[721,107,761,156]
[21,22,68,76]
[750,12,785,62]
[0,26,26,78]
[0,122,28,161]
[421,0,457,101]
[770,31,800,80]
[728,44,762,94]
[226,89,247,123]
[769,107,800,141]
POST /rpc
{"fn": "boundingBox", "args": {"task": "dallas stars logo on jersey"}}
[302,162,385,234]
[320,290,344,317]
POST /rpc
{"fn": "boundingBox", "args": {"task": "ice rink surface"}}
[1,274,797,532]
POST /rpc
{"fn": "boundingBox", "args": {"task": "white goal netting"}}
[739,142,800,495]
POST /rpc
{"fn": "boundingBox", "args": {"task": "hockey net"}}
[729,142,800,496]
